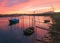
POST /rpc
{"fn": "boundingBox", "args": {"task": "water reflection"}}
[0,16,53,43]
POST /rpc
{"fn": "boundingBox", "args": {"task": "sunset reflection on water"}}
[0,16,53,43]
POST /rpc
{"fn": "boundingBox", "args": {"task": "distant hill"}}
[0,12,60,17]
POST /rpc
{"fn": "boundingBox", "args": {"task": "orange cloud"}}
[0,0,60,14]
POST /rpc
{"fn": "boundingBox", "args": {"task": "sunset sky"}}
[0,0,60,14]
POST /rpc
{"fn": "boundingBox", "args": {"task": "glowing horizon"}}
[0,0,60,14]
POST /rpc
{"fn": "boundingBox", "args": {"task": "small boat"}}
[23,27,34,36]
[44,20,50,23]
[9,18,19,26]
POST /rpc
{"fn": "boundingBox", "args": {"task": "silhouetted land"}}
[0,12,55,17]
[49,12,60,43]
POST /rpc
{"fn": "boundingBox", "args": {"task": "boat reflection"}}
[0,16,53,43]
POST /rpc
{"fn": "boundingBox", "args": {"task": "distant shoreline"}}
[0,12,60,17]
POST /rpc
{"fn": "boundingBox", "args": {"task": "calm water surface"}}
[0,16,53,43]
